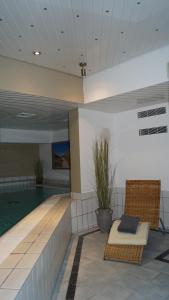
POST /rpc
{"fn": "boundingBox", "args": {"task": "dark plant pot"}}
[36,177,43,185]
[95,208,113,233]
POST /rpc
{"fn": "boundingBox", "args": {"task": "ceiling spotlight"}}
[76,14,80,18]
[105,10,110,13]
[137,1,141,4]
[32,50,41,56]
[30,24,35,28]
[60,30,64,34]
[155,28,159,32]
[79,62,87,77]
[43,7,47,11]
[120,31,124,34]
[57,48,61,52]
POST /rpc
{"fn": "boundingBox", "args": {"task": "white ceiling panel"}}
[0,0,169,76]
[0,82,168,131]
[0,90,77,130]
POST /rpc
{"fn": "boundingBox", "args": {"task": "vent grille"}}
[138,107,166,118]
[139,126,168,136]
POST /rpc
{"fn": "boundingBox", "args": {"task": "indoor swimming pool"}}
[0,186,69,236]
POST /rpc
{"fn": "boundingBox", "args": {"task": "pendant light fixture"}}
[79,62,87,76]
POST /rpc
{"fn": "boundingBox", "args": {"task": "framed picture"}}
[52,141,70,169]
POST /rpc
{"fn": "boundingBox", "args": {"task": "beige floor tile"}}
[0,289,18,300]
[12,242,32,254]
[0,269,12,286]
[16,254,39,268]
[1,268,30,289]
[0,254,24,269]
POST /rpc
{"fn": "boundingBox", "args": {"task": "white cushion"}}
[108,220,149,246]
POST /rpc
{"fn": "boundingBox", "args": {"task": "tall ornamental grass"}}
[94,138,112,209]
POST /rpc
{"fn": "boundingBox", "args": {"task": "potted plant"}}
[34,158,43,185]
[94,137,113,233]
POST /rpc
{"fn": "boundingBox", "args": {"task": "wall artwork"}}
[52,141,70,169]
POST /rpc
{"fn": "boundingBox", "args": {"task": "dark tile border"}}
[155,248,169,264]
[66,230,99,300]
[149,229,169,264]
[151,228,169,235]
[66,228,169,299]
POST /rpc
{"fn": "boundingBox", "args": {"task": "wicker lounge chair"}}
[104,180,161,264]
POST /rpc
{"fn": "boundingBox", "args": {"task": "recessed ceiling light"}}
[60,30,64,34]
[57,48,61,52]
[30,24,35,28]
[0,18,3,21]
[120,31,124,34]
[18,35,22,38]
[16,112,36,118]
[43,7,47,11]
[155,28,159,32]
[76,14,80,18]
[105,10,110,13]
[32,50,41,56]
[137,1,141,4]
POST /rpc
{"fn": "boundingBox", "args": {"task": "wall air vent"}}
[139,126,168,136]
[138,107,166,119]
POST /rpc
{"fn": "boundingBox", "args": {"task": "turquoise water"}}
[0,186,69,237]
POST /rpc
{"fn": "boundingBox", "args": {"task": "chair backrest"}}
[125,180,161,229]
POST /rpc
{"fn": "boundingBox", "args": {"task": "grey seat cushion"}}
[118,215,140,234]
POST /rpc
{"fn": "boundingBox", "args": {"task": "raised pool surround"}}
[0,195,71,300]
[0,185,69,236]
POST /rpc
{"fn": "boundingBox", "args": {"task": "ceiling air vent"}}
[139,126,168,136]
[16,112,36,118]
[138,107,166,119]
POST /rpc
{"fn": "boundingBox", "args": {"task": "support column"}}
[69,109,81,193]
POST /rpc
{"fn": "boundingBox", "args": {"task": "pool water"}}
[0,186,69,237]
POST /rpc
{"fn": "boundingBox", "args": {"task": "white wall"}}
[78,103,169,192]
[83,45,169,102]
[0,128,52,143]
[114,102,169,191]
[0,128,68,144]
[77,104,169,228]
[78,108,115,193]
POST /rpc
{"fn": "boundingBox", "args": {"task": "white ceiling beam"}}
[0,56,83,103]
[83,45,169,103]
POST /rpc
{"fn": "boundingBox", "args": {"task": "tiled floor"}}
[54,230,169,300]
